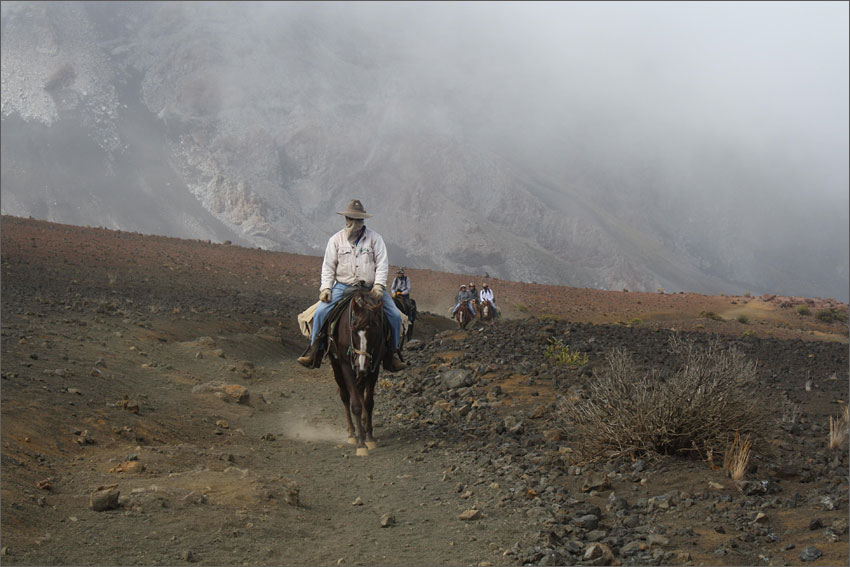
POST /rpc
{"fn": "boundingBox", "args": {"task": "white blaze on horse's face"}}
[357,330,367,373]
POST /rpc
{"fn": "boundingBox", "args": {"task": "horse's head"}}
[349,292,384,379]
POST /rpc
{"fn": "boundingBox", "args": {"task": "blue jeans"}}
[311,282,403,349]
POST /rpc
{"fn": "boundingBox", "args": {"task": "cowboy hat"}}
[336,199,372,219]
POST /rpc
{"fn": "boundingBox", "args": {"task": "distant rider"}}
[451,284,477,318]
[479,282,500,317]
[390,268,411,313]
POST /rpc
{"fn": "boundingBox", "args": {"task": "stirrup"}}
[297,343,322,369]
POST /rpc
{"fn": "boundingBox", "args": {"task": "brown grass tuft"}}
[723,431,752,480]
[828,404,849,450]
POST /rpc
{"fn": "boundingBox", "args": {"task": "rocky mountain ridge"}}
[2,2,847,300]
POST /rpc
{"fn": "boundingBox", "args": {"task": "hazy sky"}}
[406,1,849,203]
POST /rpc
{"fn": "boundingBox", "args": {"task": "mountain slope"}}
[1,2,846,300]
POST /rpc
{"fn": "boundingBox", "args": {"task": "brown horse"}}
[479,299,496,323]
[455,300,474,329]
[327,288,387,456]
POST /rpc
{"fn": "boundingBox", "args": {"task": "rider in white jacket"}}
[479,283,500,317]
[297,199,406,371]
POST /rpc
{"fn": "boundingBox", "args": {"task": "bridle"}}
[346,293,384,377]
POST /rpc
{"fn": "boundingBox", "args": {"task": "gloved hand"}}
[371,284,385,299]
[319,288,332,302]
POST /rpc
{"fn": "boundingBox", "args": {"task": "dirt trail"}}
[1,304,526,566]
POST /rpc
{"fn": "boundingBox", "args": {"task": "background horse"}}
[455,300,474,329]
[393,294,417,344]
[479,299,496,323]
[327,289,387,456]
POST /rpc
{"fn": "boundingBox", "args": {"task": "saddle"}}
[298,286,395,369]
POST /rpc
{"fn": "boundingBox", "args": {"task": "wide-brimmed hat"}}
[336,199,372,219]
[460,284,467,289]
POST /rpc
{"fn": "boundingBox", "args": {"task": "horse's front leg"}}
[341,365,368,456]
[348,384,369,456]
[363,375,377,450]
[330,359,357,443]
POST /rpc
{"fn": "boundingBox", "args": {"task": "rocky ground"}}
[1,215,848,566]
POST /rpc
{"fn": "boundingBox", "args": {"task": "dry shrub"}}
[828,405,849,450]
[557,336,774,461]
[723,431,752,480]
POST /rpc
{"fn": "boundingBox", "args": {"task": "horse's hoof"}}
[356,447,369,457]
[365,441,377,450]
[347,437,357,445]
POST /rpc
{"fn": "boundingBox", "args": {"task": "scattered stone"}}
[215,420,229,429]
[503,415,523,434]
[574,514,599,530]
[352,496,363,506]
[90,487,120,511]
[648,534,669,547]
[380,513,395,527]
[260,433,276,441]
[582,542,614,565]
[108,461,144,474]
[459,509,481,521]
[582,471,610,493]
[284,483,299,507]
[799,546,823,562]
[180,550,198,562]
[74,430,94,445]
[441,369,473,389]
[620,540,647,556]
[192,381,249,404]
[36,479,52,490]
[820,496,838,511]
[119,396,140,414]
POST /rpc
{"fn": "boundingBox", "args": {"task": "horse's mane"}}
[350,290,383,331]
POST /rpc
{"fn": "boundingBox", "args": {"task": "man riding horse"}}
[479,282,500,318]
[391,268,411,314]
[451,284,477,319]
[297,199,407,372]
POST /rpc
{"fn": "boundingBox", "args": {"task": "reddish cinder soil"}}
[1,215,848,566]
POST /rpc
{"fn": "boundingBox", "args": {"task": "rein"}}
[345,292,385,378]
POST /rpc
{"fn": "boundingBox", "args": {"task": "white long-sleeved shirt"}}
[320,227,389,291]
[480,288,495,303]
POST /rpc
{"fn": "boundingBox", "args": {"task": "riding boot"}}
[297,342,322,369]
[383,349,407,372]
